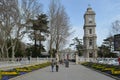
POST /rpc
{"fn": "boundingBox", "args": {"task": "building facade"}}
[83,7,97,58]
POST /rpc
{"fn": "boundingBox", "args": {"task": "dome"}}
[85,7,95,15]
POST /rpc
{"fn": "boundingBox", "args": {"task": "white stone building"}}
[83,7,97,58]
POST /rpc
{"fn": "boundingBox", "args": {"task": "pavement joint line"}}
[81,65,120,80]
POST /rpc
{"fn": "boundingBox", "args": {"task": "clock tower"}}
[83,7,97,58]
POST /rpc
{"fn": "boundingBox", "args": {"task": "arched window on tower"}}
[89,29,92,34]
[89,52,93,58]
[89,39,92,46]
[89,21,92,23]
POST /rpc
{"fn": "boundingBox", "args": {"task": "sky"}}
[34,0,120,48]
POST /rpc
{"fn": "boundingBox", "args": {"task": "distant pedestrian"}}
[65,59,69,68]
[28,56,31,63]
[51,59,55,72]
[28,56,30,61]
[118,57,120,65]
[56,63,59,72]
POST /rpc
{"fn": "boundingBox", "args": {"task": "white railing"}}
[96,58,118,64]
[78,58,97,63]
[0,57,54,68]
[78,57,118,65]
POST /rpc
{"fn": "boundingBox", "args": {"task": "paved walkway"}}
[10,63,116,80]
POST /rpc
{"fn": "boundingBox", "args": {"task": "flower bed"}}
[112,70,120,75]
[0,70,19,80]
[94,65,106,70]
[0,62,51,80]
[81,62,120,79]
[15,68,31,72]
[1,71,18,76]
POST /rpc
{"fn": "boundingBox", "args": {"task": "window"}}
[88,16,92,23]
[89,39,92,46]
[89,29,92,34]
[89,21,92,23]
[89,52,93,58]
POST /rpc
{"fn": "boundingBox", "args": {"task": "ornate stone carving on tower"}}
[83,6,97,58]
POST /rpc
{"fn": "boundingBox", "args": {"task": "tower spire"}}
[88,4,91,8]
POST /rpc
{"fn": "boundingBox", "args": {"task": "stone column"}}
[56,53,59,62]
[75,53,78,64]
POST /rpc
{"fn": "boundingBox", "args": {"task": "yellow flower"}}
[1,71,18,75]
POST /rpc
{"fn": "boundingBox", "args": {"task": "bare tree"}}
[111,20,120,35]
[0,0,19,58]
[0,0,42,59]
[107,20,120,53]
[11,0,42,59]
[48,0,71,58]
[48,0,57,57]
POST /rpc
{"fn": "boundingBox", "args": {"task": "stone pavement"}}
[10,63,116,80]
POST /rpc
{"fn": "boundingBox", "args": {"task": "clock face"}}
[88,16,92,21]
[88,17,92,21]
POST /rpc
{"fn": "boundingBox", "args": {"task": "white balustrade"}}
[0,58,54,68]
[78,57,118,65]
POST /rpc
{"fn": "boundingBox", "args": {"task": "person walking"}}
[56,62,59,72]
[65,59,69,68]
[51,59,55,72]
[118,56,120,65]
